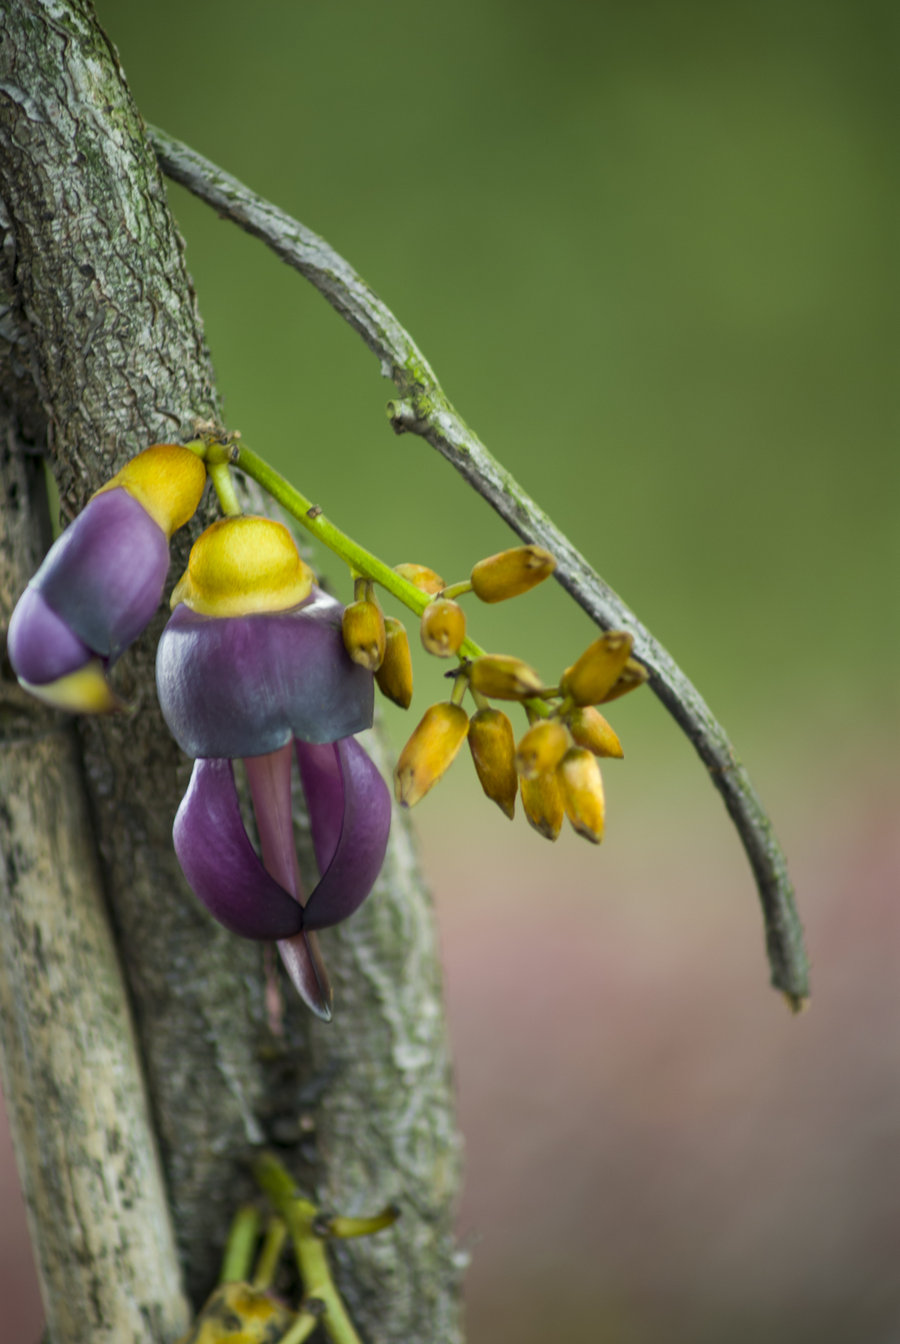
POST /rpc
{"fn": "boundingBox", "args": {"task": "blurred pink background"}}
[3,731,898,1343]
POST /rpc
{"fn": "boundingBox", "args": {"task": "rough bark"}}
[0,341,191,1342]
[0,3,463,1341]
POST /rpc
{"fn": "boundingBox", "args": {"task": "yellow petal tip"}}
[19,660,121,714]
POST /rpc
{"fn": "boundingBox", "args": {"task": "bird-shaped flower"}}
[156,515,391,1020]
[8,444,207,711]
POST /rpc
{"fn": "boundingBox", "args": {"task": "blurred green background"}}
[98,0,895,770]
[3,2,897,1341]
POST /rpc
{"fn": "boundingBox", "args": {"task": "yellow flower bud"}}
[375,616,414,708]
[171,516,313,617]
[515,718,570,780]
[520,767,564,841]
[467,654,545,701]
[560,631,634,706]
[394,562,445,595]
[599,656,649,703]
[394,702,469,808]
[342,598,386,671]
[420,598,466,658]
[175,1281,293,1344]
[567,705,624,758]
[96,443,207,538]
[468,707,518,818]
[558,747,605,844]
[470,544,556,603]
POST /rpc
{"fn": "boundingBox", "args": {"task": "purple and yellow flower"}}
[8,444,207,711]
[156,515,391,1020]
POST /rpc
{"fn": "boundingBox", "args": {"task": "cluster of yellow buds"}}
[339,542,647,845]
[461,629,644,845]
[511,632,639,843]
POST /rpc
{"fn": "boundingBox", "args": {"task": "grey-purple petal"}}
[7,586,92,684]
[156,590,374,760]
[297,736,391,931]
[173,757,305,941]
[34,489,170,661]
[277,930,333,1021]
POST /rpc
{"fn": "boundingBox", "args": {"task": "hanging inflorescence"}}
[7,430,647,1018]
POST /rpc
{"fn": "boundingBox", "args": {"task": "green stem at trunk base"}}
[253,1153,377,1344]
[219,1205,261,1284]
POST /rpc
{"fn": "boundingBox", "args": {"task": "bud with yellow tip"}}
[342,597,386,671]
[470,544,556,603]
[467,654,545,701]
[560,631,634,706]
[8,443,208,715]
[567,705,624,758]
[420,597,466,657]
[515,718,570,780]
[394,702,469,808]
[375,616,414,708]
[394,562,445,595]
[468,707,518,818]
[95,442,207,538]
[520,765,565,840]
[558,747,605,844]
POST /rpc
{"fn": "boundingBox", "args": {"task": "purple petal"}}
[7,586,92,684]
[156,589,374,759]
[296,736,391,931]
[240,748,334,1020]
[277,930,333,1021]
[36,489,170,661]
[295,741,344,873]
[244,745,303,898]
[173,757,305,941]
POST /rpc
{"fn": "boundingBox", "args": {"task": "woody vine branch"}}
[150,125,808,1009]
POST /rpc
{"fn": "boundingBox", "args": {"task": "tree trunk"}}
[0,3,463,1341]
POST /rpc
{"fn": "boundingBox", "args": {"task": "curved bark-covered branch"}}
[0,3,463,1341]
[151,125,808,1007]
